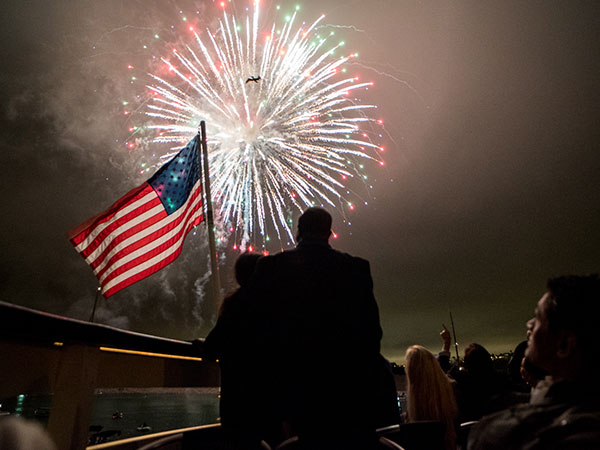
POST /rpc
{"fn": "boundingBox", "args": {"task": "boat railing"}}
[0,301,219,450]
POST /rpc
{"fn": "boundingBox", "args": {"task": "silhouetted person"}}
[463,343,494,379]
[0,417,57,450]
[375,354,403,429]
[248,207,385,449]
[203,252,265,449]
[453,343,509,421]
[405,345,458,450]
[437,324,453,373]
[468,274,600,449]
[507,340,529,392]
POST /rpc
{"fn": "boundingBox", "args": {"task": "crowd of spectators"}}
[200,207,600,450]
[2,208,597,450]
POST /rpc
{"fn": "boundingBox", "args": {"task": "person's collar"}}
[296,238,331,249]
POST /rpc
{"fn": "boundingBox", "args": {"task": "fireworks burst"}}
[144,1,384,249]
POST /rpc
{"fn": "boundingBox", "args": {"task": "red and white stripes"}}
[69,181,203,298]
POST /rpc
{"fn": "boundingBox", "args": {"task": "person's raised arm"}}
[438,324,452,372]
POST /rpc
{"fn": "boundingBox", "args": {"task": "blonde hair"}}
[405,345,458,450]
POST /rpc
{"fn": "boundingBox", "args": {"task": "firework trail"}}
[145,1,384,249]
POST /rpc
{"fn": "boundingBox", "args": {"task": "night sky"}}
[1,0,598,363]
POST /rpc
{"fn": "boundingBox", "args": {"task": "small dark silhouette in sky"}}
[245,75,261,84]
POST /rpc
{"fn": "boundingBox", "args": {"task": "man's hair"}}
[234,252,262,286]
[545,274,600,368]
[463,343,493,377]
[297,207,332,241]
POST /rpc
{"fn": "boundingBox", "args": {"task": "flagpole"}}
[89,286,101,323]
[199,121,222,322]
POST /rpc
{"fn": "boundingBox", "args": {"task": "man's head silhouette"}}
[234,252,262,287]
[297,207,332,242]
[525,274,600,381]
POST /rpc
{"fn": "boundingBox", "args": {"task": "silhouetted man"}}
[248,207,384,449]
[468,274,600,449]
[203,252,265,449]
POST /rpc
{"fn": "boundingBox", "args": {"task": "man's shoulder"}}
[252,250,292,273]
[256,250,288,265]
[306,246,370,269]
[257,246,370,271]
[333,250,370,270]
[468,399,600,450]
[467,403,545,450]
[532,403,600,449]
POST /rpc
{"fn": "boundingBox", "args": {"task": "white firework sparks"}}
[145,1,384,248]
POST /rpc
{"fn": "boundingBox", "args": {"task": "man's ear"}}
[556,330,576,359]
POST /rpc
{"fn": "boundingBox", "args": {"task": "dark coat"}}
[247,240,384,438]
[467,381,600,450]
[204,288,256,427]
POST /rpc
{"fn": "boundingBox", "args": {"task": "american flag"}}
[69,136,204,298]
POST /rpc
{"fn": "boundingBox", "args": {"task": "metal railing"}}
[0,301,220,450]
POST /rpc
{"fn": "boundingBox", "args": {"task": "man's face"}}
[525,293,559,373]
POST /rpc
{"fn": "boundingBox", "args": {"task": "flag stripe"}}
[101,209,203,296]
[102,252,178,298]
[83,201,165,262]
[95,182,203,283]
[98,192,202,287]
[78,192,160,258]
[87,204,167,270]
[74,186,157,252]
[69,183,149,246]
[102,234,188,298]
[89,181,203,273]
[69,136,204,298]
